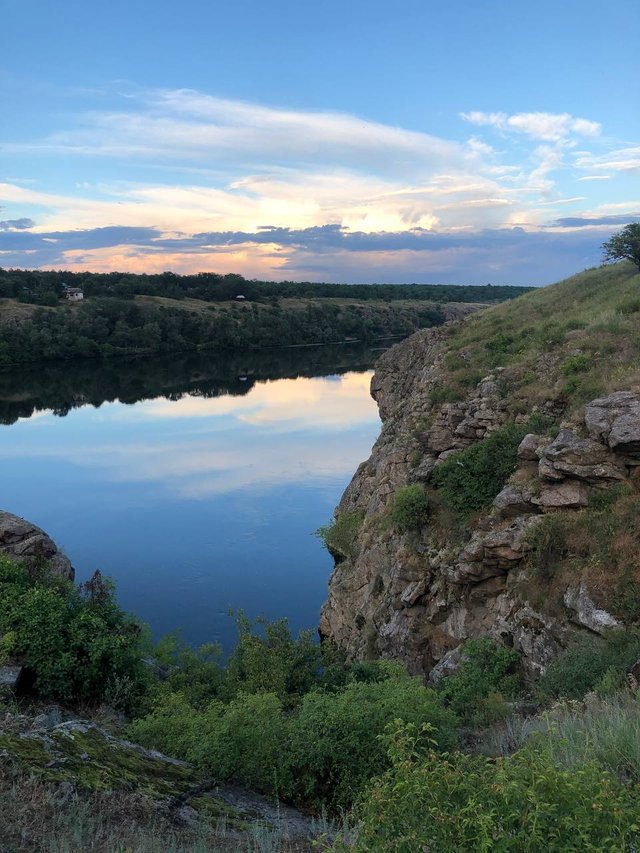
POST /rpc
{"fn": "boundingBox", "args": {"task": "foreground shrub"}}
[283,672,457,810]
[0,559,147,708]
[347,723,640,852]
[388,485,431,533]
[130,666,457,811]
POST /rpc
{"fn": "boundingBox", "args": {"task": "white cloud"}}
[461,110,601,142]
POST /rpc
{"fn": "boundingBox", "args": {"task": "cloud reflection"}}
[0,371,380,499]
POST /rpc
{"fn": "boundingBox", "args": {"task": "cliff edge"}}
[320,263,640,680]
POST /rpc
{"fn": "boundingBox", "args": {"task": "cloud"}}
[552,213,640,228]
[0,218,35,231]
[575,146,640,174]
[461,111,601,142]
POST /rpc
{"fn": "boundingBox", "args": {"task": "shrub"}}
[316,511,363,561]
[431,422,528,519]
[617,297,640,316]
[561,354,592,376]
[0,559,147,708]
[525,514,569,580]
[538,630,640,700]
[388,485,431,533]
[427,384,461,406]
[348,723,640,852]
[130,660,458,812]
[283,674,457,810]
[438,638,521,724]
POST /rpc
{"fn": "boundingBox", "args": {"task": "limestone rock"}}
[518,433,544,461]
[564,582,621,634]
[532,481,589,510]
[0,665,24,692]
[493,484,539,519]
[585,392,640,455]
[0,511,74,580]
[539,428,625,483]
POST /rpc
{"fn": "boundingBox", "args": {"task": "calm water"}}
[0,346,383,650]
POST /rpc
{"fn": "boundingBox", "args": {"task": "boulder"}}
[0,665,24,692]
[539,428,626,483]
[517,433,544,462]
[563,582,620,634]
[427,646,463,686]
[584,392,640,455]
[493,484,539,519]
[0,511,74,580]
[532,481,589,510]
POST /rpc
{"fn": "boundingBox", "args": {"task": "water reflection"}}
[0,345,383,649]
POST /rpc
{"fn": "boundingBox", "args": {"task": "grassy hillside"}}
[440,261,640,412]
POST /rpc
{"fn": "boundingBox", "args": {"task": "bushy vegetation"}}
[439,639,521,725]
[388,484,431,533]
[538,630,640,700]
[0,296,446,365]
[347,722,640,852]
[431,422,529,519]
[0,559,147,708]
[129,618,458,812]
[5,558,640,847]
[316,511,364,561]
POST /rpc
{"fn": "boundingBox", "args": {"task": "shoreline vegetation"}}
[0,267,530,367]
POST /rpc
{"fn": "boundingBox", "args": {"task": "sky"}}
[1,0,639,285]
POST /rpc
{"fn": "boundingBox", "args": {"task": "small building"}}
[63,286,84,302]
[234,294,246,301]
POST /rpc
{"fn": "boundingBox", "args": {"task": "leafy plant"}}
[388,485,431,533]
[431,422,528,519]
[316,511,363,561]
[438,638,521,725]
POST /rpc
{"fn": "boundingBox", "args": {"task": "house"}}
[63,286,84,302]
[234,294,247,301]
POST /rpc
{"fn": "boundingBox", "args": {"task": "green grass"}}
[440,262,640,411]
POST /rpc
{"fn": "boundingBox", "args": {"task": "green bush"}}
[427,384,462,405]
[561,354,592,376]
[539,630,640,700]
[130,659,458,812]
[388,485,431,533]
[439,639,521,724]
[431,422,528,519]
[0,559,147,708]
[525,514,569,580]
[283,674,457,810]
[348,723,640,852]
[316,511,363,560]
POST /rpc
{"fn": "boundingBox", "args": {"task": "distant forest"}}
[0,268,531,366]
[0,268,531,305]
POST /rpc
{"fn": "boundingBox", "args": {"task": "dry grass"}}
[0,771,319,852]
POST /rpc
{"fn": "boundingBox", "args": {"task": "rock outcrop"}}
[0,511,74,580]
[320,326,640,680]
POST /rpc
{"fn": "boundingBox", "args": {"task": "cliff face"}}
[320,316,640,681]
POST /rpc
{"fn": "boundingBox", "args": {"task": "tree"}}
[602,222,640,271]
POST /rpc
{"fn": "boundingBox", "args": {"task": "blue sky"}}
[2,0,639,284]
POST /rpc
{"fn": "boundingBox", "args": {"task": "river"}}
[0,345,383,650]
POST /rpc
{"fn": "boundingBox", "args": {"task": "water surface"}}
[0,346,382,649]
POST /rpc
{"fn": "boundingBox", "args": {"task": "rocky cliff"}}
[320,264,640,680]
